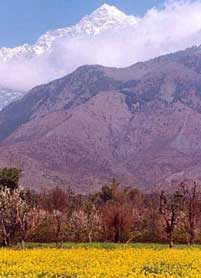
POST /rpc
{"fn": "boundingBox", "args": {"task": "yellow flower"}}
[0,247,199,277]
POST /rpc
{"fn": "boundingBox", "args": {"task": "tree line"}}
[0,168,201,248]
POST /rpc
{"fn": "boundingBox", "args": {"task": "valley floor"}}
[1,244,201,277]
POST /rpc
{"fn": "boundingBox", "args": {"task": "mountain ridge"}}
[0,4,138,110]
[2,2,201,111]
[1,46,201,192]
[0,4,137,62]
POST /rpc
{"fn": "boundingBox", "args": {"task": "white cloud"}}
[1,0,201,91]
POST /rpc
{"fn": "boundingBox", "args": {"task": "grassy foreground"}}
[0,244,201,277]
[16,242,201,249]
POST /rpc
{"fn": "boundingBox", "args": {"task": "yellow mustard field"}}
[0,248,200,277]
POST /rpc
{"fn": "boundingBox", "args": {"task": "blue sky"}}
[0,0,161,47]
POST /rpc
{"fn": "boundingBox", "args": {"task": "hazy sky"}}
[0,0,161,47]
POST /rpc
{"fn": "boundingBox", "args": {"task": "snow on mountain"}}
[0,4,137,62]
[0,88,24,110]
[0,4,137,109]
[1,2,201,110]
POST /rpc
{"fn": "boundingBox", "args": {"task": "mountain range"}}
[0,4,137,62]
[0,4,137,109]
[1,46,201,192]
[1,3,201,110]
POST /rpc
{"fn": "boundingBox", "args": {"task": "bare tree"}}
[180,181,200,245]
[159,190,184,248]
[41,187,74,247]
[103,201,133,243]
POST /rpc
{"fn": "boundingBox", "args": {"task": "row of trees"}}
[0,168,201,248]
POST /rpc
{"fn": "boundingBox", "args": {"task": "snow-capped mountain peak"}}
[0,4,137,62]
[0,4,138,110]
[27,4,138,55]
[0,3,138,110]
[74,3,137,35]
[89,3,127,20]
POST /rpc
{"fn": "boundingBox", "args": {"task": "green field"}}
[15,242,201,250]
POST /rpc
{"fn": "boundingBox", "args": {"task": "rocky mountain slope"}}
[1,46,201,192]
